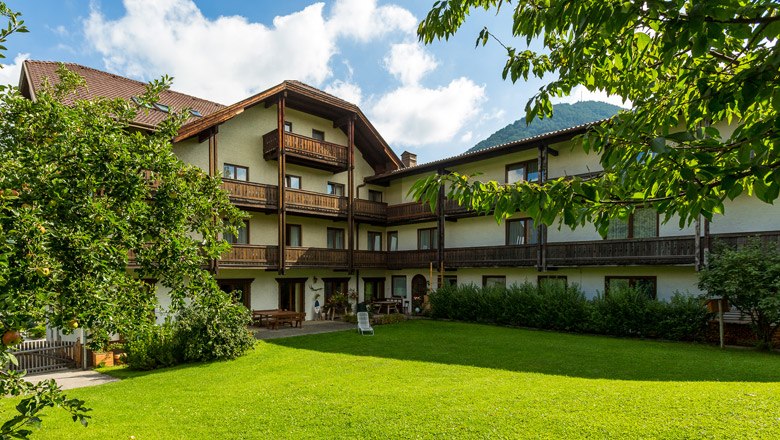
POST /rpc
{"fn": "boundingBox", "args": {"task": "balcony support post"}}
[208,127,219,274]
[277,93,287,274]
[536,145,548,271]
[437,168,446,285]
[694,215,702,271]
[347,114,356,274]
[703,217,711,267]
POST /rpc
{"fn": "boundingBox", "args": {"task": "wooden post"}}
[347,114,355,274]
[437,169,446,277]
[694,215,701,271]
[703,218,711,267]
[277,94,287,274]
[536,145,547,271]
[209,128,220,274]
[718,298,725,349]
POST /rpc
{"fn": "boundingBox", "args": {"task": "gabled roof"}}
[20,60,225,130]
[174,80,402,173]
[365,119,607,184]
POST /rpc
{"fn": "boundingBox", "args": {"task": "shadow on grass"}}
[268,319,780,382]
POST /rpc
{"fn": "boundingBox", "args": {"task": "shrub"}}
[124,321,182,371]
[125,299,254,370]
[536,283,590,332]
[374,313,407,325]
[656,293,711,341]
[175,299,255,362]
[429,282,708,342]
[589,285,663,338]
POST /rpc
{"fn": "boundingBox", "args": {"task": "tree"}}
[699,240,780,349]
[0,49,246,440]
[413,0,780,235]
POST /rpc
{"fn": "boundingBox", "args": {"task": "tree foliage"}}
[414,0,780,235]
[699,240,780,349]
[0,43,245,440]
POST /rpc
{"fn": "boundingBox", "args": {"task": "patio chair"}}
[356,312,374,336]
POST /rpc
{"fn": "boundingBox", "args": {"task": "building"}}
[20,60,780,321]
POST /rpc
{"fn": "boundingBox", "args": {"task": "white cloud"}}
[370,78,486,146]
[459,131,473,143]
[384,42,438,85]
[324,80,362,106]
[552,85,632,109]
[327,0,416,42]
[0,53,29,87]
[84,0,417,103]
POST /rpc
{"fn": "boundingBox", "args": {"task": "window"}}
[189,109,203,117]
[224,220,249,245]
[439,275,457,288]
[285,174,301,189]
[482,276,506,288]
[326,228,345,249]
[606,207,658,239]
[311,129,325,141]
[223,164,248,181]
[153,102,170,113]
[327,182,345,196]
[506,219,538,245]
[284,121,293,132]
[538,276,567,289]
[392,276,407,297]
[506,160,542,184]
[418,227,438,250]
[387,231,398,251]
[131,96,152,109]
[286,224,302,247]
[218,279,253,309]
[324,278,349,302]
[364,278,385,302]
[367,231,382,251]
[368,190,383,202]
[605,276,657,300]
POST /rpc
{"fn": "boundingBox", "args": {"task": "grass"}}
[3,320,780,439]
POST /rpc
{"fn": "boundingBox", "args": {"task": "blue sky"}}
[1,0,624,163]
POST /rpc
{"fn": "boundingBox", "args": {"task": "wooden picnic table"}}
[373,300,400,315]
[252,310,305,330]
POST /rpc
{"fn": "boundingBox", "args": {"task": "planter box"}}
[706,298,729,313]
[91,351,114,367]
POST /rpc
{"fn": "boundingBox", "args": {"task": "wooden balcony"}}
[709,230,780,249]
[353,250,388,268]
[386,199,474,224]
[221,180,277,210]
[285,247,348,268]
[545,236,696,266]
[445,245,537,268]
[387,250,438,269]
[354,199,387,222]
[263,130,348,172]
[286,189,346,217]
[220,245,278,268]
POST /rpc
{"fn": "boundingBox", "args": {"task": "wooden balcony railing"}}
[709,230,780,249]
[353,250,388,268]
[220,245,278,267]
[263,130,348,171]
[386,199,474,223]
[546,236,696,266]
[221,180,277,208]
[285,189,347,216]
[445,245,537,268]
[387,250,438,269]
[285,247,348,268]
[354,199,388,222]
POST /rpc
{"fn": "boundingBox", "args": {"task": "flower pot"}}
[91,351,114,367]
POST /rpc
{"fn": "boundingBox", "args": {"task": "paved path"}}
[26,369,119,390]
[253,320,354,340]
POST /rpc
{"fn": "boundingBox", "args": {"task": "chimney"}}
[401,151,417,168]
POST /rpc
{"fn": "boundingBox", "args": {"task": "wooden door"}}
[411,274,427,312]
[278,279,306,312]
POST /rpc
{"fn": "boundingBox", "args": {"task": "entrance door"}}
[278,279,306,312]
[218,279,253,309]
[411,274,428,312]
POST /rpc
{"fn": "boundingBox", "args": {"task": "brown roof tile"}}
[21,60,225,129]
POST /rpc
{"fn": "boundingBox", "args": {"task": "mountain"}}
[469,101,622,153]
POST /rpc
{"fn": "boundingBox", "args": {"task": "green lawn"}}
[3,320,780,439]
